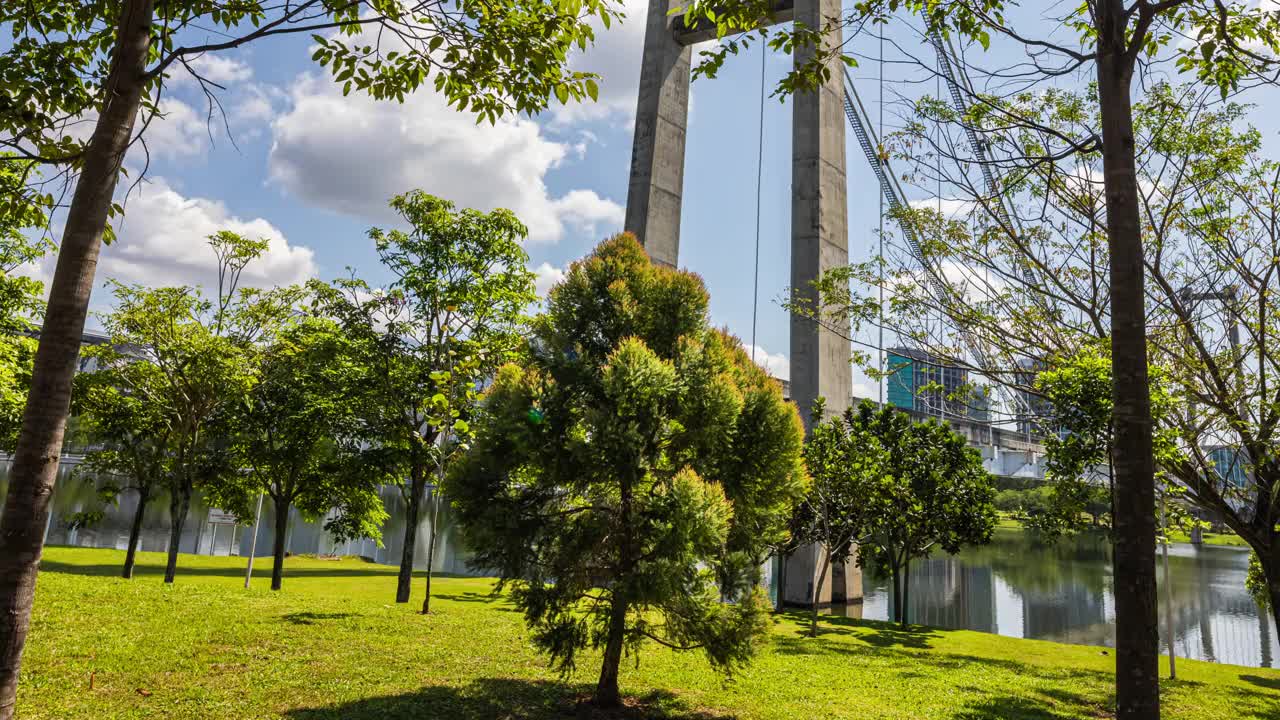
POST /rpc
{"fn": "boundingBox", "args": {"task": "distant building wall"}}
[0,458,478,575]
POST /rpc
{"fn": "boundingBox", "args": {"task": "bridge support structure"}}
[625,0,851,427]
[625,0,856,608]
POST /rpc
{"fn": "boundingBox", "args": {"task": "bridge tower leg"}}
[789,0,851,426]
[625,0,691,268]
[625,0,858,610]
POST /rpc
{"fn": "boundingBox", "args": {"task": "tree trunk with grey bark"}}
[0,4,154,714]
[271,496,290,591]
[1097,3,1161,716]
[396,462,425,604]
[164,485,192,584]
[122,487,149,579]
[420,489,440,614]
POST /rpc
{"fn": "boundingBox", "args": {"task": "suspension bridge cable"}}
[878,26,885,406]
[750,39,766,364]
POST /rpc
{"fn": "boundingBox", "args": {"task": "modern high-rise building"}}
[1207,446,1250,489]
[886,347,987,421]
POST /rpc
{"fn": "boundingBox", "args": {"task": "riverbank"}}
[996,513,1251,547]
[22,547,1280,719]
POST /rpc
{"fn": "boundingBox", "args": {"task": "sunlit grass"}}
[21,546,1280,719]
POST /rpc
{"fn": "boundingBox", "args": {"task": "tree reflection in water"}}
[853,528,1279,668]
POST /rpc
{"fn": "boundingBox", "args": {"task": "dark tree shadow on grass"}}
[38,560,404,580]
[281,612,358,625]
[952,695,1095,720]
[431,592,520,612]
[283,678,736,720]
[1241,674,1280,692]
[773,610,941,650]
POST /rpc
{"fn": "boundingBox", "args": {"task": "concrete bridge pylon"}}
[624,0,858,608]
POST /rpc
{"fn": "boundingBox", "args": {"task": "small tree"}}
[0,159,50,450]
[315,191,535,609]
[847,401,996,628]
[212,316,387,591]
[94,232,289,583]
[70,358,171,578]
[448,234,806,707]
[794,402,887,637]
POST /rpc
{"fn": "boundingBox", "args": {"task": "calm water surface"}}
[839,529,1278,668]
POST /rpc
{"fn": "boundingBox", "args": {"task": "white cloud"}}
[41,97,209,163]
[268,73,622,244]
[142,98,210,160]
[553,190,625,236]
[908,197,975,219]
[746,344,789,381]
[98,176,317,291]
[549,0,647,127]
[176,54,254,87]
[532,261,566,298]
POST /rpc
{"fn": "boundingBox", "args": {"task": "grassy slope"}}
[22,547,1280,719]
[997,514,1251,548]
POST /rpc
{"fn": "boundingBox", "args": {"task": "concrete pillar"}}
[790,0,850,425]
[625,0,691,267]
[782,544,862,607]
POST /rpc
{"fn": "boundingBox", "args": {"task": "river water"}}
[8,459,1277,668]
[837,529,1278,668]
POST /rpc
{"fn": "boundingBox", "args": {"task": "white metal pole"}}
[243,493,264,589]
[1161,491,1176,679]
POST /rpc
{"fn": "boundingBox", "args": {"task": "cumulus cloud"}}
[532,261,567,298]
[908,197,976,220]
[746,344,789,381]
[43,96,209,162]
[268,73,622,244]
[142,98,211,160]
[175,54,255,87]
[549,0,647,127]
[553,190,625,236]
[98,176,317,292]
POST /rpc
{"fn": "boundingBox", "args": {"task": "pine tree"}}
[447,234,806,707]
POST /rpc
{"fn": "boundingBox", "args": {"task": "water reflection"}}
[854,529,1279,668]
[0,460,470,572]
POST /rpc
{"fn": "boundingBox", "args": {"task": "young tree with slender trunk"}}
[314,191,535,607]
[793,402,887,637]
[846,402,996,629]
[69,357,171,579]
[91,232,288,586]
[211,315,387,591]
[447,234,807,707]
[0,1,620,711]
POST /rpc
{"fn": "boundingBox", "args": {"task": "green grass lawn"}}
[21,547,1280,719]
[996,514,1250,548]
[1165,529,1251,547]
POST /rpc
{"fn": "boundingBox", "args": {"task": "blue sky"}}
[30,3,1280,401]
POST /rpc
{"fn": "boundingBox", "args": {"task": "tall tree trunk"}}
[420,490,440,614]
[0,3,154,716]
[271,496,290,592]
[1097,4,1160,717]
[595,590,629,707]
[889,556,902,624]
[595,468,635,708]
[901,557,912,629]
[810,548,831,637]
[1266,551,1280,642]
[122,488,149,579]
[775,550,789,611]
[164,486,192,584]
[396,463,425,604]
